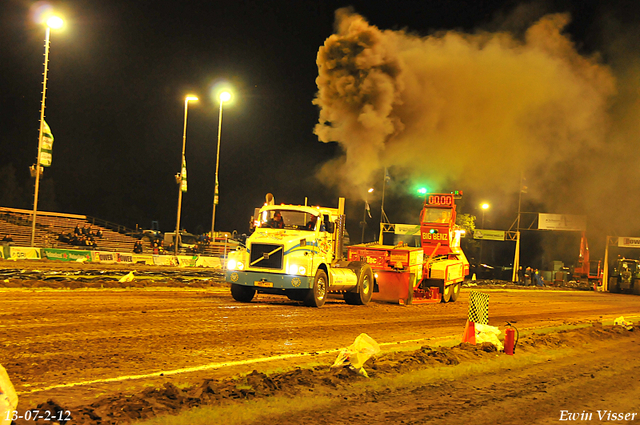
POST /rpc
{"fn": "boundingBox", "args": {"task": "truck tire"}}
[285,289,307,302]
[304,269,328,307]
[231,283,256,303]
[450,283,461,302]
[609,277,620,293]
[344,264,373,306]
[442,283,453,303]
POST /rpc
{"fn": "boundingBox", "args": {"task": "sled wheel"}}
[450,283,461,302]
[231,283,256,303]
[442,283,452,303]
[304,269,328,307]
[344,265,373,306]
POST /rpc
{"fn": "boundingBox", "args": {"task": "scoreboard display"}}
[427,194,454,206]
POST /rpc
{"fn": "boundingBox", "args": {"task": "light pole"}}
[211,90,231,237]
[481,203,490,229]
[479,202,490,266]
[361,188,374,243]
[174,95,198,255]
[31,15,64,247]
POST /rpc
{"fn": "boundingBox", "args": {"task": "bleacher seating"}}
[0,207,238,256]
[0,207,142,253]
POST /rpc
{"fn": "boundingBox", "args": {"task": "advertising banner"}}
[92,251,118,263]
[394,224,421,235]
[618,237,640,248]
[538,213,586,231]
[9,247,42,260]
[43,248,92,262]
[473,230,505,241]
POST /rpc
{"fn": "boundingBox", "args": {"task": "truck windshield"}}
[422,208,451,224]
[258,210,320,230]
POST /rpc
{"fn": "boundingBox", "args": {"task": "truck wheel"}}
[286,289,307,302]
[450,283,461,302]
[344,265,373,306]
[304,269,328,307]
[442,283,452,303]
[231,283,256,303]
[609,277,620,293]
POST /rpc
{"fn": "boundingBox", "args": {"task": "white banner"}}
[473,230,505,241]
[9,247,41,260]
[538,213,586,231]
[618,237,640,248]
[394,224,421,235]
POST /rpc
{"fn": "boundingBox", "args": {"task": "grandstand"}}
[0,207,236,256]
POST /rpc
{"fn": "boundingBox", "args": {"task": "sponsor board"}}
[473,230,505,241]
[538,213,586,231]
[618,237,640,248]
[9,247,42,260]
[92,251,118,263]
[43,248,92,262]
[394,224,421,236]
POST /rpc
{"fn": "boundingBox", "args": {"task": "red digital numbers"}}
[428,195,453,205]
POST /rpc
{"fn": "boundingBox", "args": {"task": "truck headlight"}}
[228,259,244,271]
[288,265,306,275]
[227,259,237,270]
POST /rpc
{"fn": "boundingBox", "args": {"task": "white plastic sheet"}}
[474,323,504,351]
[0,364,18,425]
[332,333,381,377]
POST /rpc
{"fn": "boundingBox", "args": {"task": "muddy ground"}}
[2,259,640,424]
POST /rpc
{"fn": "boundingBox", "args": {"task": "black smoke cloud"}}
[313,8,640,241]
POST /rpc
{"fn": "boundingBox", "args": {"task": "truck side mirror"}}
[323,215,334,233]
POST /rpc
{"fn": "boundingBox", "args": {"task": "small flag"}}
[181,156,187,192]
[40,120,54,167]
[365,200,372,218]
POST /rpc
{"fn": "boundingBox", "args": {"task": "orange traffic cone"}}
[461,320,476,344]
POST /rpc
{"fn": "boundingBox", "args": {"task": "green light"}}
[418,187,427,195]
[429,229,437,234]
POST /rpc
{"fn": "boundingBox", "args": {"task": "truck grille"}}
[249,243,284,270]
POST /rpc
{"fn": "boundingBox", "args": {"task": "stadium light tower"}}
[210,90,231,236]
[174,95,198,255]
[31,14,64,247]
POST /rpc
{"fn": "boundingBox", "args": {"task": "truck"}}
[608,257,640,295]
[225,198,373,307]
[346,192,469,304]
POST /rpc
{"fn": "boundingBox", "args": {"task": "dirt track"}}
[2,260,640,424]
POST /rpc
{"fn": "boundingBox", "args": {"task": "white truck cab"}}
[226,198,372,307]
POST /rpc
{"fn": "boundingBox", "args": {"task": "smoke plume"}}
[313,9,622,222]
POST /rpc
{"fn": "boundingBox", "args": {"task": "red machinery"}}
[573,231,602,288]
[348,192,469,304]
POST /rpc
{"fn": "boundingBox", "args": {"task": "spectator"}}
[517,266,525,285]
[533,269,545,287]
[2,234,13,243]
[74,224,81,235]
[133,240,143,253]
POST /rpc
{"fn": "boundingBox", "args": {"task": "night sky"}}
[2,0,640,268]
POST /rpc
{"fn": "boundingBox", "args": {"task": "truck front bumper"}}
[226,270,313,290]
